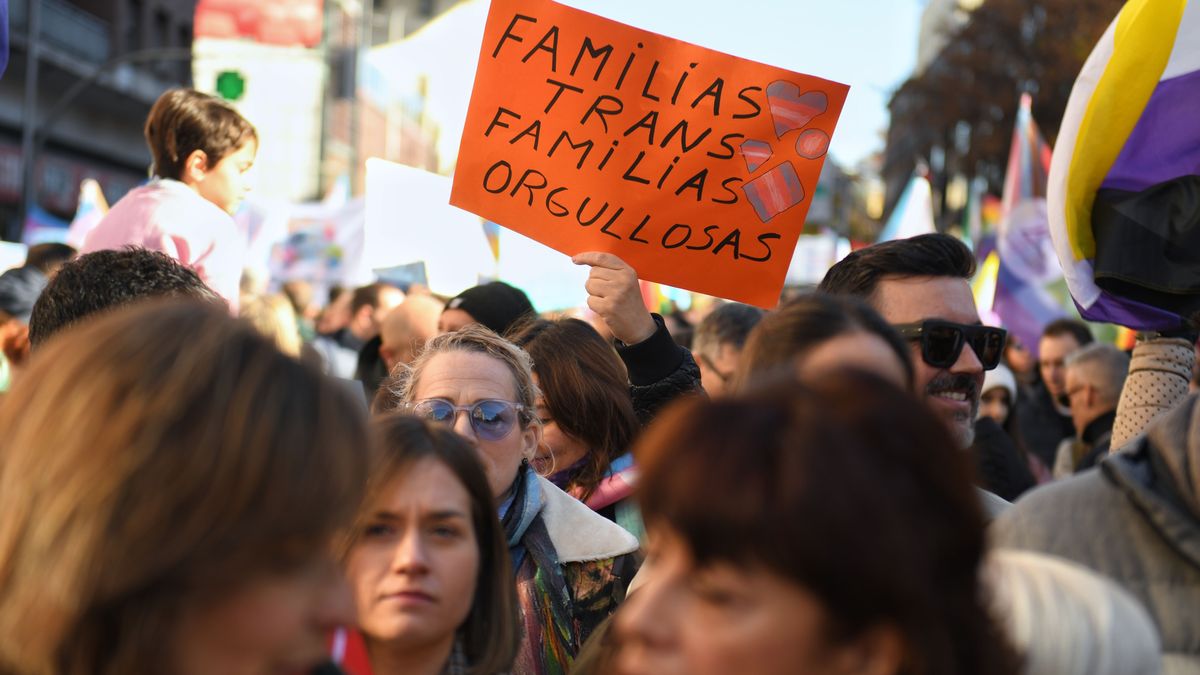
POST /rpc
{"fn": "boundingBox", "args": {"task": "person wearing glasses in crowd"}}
[379,325,640,675]
[820,233,1013,516]
[691,302,764,397]
[1051,343,1129,478]
[442,254,702,425]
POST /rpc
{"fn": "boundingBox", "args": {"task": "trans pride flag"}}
[877,171,935,242]
[66,179,110,248]
[1048,0,1200,330]
[990,93,1065,355]
[482,220,501,262]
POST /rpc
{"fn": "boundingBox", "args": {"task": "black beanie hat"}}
[444,281,535,336]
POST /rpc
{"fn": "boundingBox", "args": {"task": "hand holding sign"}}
[573,251,658,345]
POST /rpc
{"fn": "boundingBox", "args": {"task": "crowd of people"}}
[0,88,1195,675]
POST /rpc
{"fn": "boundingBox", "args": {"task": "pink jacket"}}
[81,180,245,309]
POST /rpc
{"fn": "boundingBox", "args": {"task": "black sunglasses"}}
[892,320,1007,371]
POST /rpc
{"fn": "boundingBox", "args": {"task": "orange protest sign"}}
[450,0,849,307]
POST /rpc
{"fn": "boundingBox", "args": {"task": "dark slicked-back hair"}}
[29,247,218,347]
[819,234,976,301]
[1040,318,1094,348]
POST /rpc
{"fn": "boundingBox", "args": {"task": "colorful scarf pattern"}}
[503,463,635,675]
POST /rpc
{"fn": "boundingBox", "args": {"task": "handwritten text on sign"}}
[450,0,848,307]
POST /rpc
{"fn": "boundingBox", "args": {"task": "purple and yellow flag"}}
[1048,0,1200,330]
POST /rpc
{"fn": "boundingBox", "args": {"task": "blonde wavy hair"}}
[382,323,540,430]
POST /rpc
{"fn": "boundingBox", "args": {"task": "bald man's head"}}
[379,295,443,372]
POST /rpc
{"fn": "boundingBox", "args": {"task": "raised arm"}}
[573,252,702,425]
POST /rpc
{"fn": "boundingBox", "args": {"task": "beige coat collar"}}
[536,476,640,563]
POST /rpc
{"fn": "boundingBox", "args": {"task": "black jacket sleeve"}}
[615,313,704,426]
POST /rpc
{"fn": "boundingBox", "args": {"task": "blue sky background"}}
[561,0,924,168]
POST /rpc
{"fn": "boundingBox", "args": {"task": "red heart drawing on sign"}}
[795,129,830,159]
[765,81,827,139]
[739,139,774,172]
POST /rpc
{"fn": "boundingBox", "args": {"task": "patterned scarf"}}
[499,460,543,571]
[500,463,577,675]
[441,639,469,675]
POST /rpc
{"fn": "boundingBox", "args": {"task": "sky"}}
[559,0,924,168]
[369,0,924,171]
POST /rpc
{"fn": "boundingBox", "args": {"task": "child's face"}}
[196,139,257,214]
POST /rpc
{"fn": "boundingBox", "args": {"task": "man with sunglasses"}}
[820,234,1019,516]
[820,234,1004,447]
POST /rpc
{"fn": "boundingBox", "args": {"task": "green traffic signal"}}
[215,70,246,101]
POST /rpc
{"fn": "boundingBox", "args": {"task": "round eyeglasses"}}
[405,398,526,441]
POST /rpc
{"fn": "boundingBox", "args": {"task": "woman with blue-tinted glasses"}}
[382,324,640,675]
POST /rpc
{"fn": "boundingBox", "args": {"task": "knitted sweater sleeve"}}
[1111,336,1195,452]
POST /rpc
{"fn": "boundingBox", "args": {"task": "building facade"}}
[0,0,198,239]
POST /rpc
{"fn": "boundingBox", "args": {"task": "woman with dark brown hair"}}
[0,300,368,675]
[510,318,643,537]
[616,372,1020,675]
[337,414,520,675]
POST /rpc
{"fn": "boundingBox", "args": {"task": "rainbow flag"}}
[991,93,1065,356]
[1048,0,1200,330]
